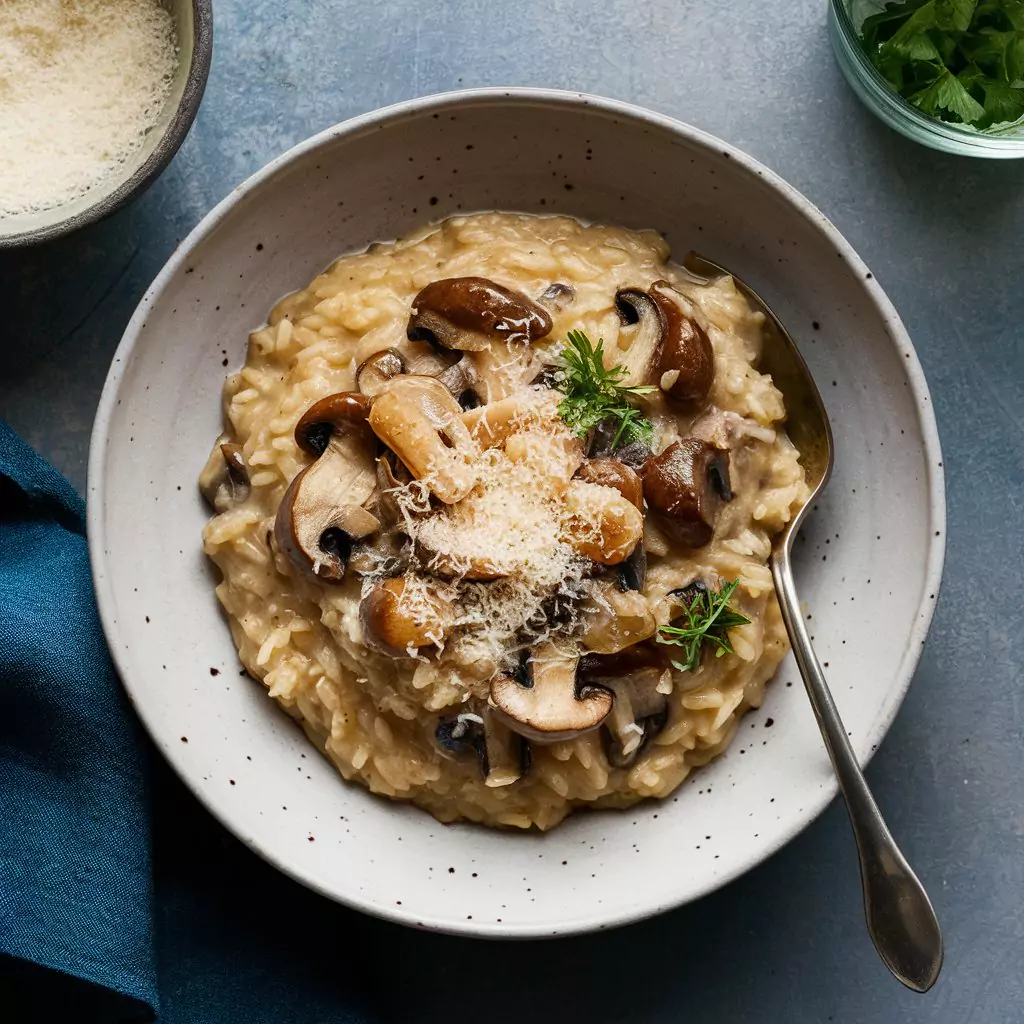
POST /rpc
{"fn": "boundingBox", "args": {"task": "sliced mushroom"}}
[401,339,460,378]
[560,480,644,565]
[274,393,379,582]
[382,342,483,413]
[408,277,553,352]
[537,281,576,313]
[574,458,643,510]
[199,440,251,512]
[641,439,732,548]
[580,647,670,768]
[614,288,665,388]
[360,574,452,656]
[356,348,405,398]
[489,641,613,743]
[466,344,539,403]
[613,282,714,404]
[435,708,529,787]
[578,582,657,654]
[368,375,477,504]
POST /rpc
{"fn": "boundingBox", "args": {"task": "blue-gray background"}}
[2,1,1021,1021]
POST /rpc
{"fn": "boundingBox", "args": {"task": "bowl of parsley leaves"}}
[829,0,1024,155]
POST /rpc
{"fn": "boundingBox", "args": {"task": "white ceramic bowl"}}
[88,89,945,937]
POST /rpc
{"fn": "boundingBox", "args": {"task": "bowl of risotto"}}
[88,89,945,935]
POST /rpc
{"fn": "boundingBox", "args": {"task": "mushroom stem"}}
[275,392,379,582]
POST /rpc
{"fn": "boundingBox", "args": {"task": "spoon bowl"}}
[683,252,944,994]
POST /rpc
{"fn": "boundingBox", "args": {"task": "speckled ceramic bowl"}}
[0,0,212,248]
[87,89,945,937]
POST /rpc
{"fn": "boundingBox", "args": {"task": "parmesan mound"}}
[0,0,178,217]
[377,392,597,655]
[416,445,574,584]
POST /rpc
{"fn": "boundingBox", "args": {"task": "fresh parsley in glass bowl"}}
[829,0,1024,156]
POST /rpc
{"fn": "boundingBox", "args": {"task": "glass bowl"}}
[829,0,1024,157]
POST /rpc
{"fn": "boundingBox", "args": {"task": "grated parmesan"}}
[0,0,178,217]
[364,390,628,661]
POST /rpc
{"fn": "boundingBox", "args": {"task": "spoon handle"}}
[770,547,944,992]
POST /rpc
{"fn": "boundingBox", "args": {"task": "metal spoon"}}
[682,252,943,993]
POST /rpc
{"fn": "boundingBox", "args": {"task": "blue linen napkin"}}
[0,422,379,1023]
[0,421,157,1020]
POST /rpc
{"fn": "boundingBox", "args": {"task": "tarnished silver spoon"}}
[682,252,943,993]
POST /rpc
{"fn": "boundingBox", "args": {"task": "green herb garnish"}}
[553,330,654,448]
[858,0,1024,129]
[656,579,752,673]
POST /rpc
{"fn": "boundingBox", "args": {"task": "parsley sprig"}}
[656,579,752,673]
[858,0,1024,130]
[553,330,654,448]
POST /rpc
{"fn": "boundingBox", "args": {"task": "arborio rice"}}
[199,213,809,830]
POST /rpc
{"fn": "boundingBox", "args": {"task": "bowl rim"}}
[0,0,214,250]
[87,86,947,937]
[829,0,1024,156]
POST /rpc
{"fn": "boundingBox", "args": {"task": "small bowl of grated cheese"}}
[0,0,212,247]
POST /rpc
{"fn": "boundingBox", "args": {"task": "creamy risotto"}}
[199,213,810,830]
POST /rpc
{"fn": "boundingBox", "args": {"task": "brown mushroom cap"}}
[575,458,644,511]
[489,642,613,743]
[360,575,451,656]
[641,438,732,548]
[408,277,553,352]
[356,349,406,398]
[294,391,372,455]
[650,281,714,405]
[613,283,715,405]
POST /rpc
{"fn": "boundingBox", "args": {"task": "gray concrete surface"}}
[2,1,1022,1021]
